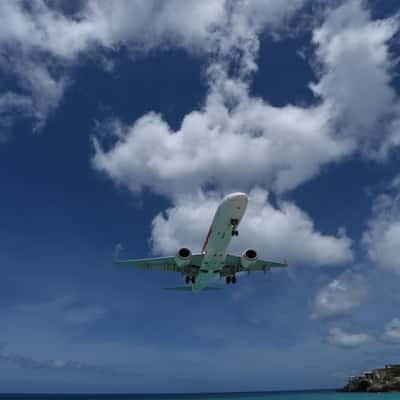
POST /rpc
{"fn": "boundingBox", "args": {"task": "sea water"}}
[0,391,400,400]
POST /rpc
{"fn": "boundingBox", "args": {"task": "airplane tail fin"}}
[163,286,222,291]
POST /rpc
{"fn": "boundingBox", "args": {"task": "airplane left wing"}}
[221,254,288,276]
[116,254,204,274]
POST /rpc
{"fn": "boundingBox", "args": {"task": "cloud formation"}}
[0,0,308,133]
[311,270,368,319]
[93,81,352,196]
[311,0,400,158]
[93,0,400,198]
[327,327,371,348]
[362,181,400,274]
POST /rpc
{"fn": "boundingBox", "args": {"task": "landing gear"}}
[226,275,237,284]
[231,218,239,236]
[231,275,237,284]
[185,276,190,284]
[191,276,196,284]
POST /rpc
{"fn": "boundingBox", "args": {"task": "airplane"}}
[116,192,288,291]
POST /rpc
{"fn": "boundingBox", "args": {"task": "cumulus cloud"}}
[0,0,226,131]
[0,0,308,133]
[311,0,400,158]
[93,0,400,199]
[327,327,371,348]
[91,1,347,197]
[362,182,400,274]
[152,188,353,266]
[92,65,354,196]
[311,270,368,319]
[382,318,400,343]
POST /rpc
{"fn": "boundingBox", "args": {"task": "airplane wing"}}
[220,254,288,276]
[116,253,204,275]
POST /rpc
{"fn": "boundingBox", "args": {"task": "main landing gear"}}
[231,218,239,236]
[226,275,237,284]
[185,276,195,284]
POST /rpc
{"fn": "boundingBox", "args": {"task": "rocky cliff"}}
[338,364,400,392]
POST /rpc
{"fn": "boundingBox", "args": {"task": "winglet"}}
[114,243,123,263]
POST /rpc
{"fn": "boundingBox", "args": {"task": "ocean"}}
[0,392,400,400]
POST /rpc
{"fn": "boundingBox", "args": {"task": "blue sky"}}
[1,0,400,394]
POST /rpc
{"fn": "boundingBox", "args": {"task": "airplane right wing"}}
[221,254,288,276]
[248,258,288,271]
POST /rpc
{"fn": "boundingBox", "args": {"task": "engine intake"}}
[175,247,192,267]
[241,249,258,269]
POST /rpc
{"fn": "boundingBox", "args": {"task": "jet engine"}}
[241,249,258,269]
[175,247,192,267]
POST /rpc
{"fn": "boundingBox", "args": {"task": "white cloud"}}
[311,0,400,158]
[91,2,349,198]
[0,0,307,133]
[151,188,353,267]
[327,327,371,348]
[311,270,368,319]
[362,184,400,274]
[0,0,399,157]
[93,0,400,198]
[382,318,400,343]
[92,76,353,196]
[0,0,227,132]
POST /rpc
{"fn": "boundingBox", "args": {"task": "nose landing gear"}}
[231,218,239,236]
[185,276,196,284]
[226,275,237,284]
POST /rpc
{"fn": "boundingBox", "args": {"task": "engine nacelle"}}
[241,249,258,269]
[175,247,192,267]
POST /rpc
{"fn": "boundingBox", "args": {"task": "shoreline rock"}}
[338,364,400,392]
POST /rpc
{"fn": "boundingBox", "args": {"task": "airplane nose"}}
[226,192,248,208]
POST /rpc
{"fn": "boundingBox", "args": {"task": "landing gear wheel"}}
[191,276,196,284]
[232,230,239,236]
[232,275,237,284]
[185,276,190,284]
[226,276,232,284]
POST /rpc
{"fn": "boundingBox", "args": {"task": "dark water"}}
[1,391,400,400]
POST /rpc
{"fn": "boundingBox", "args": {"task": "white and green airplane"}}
[116,192,288,291]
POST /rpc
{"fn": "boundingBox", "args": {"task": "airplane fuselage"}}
[192,192,248,291]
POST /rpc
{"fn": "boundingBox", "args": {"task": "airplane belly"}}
[201,194,247,272]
